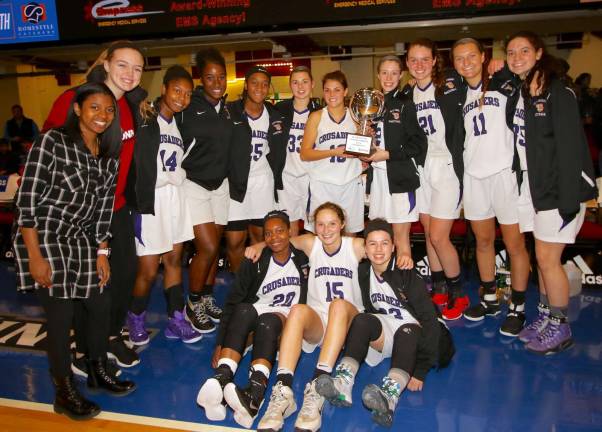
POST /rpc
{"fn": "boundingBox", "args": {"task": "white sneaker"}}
[294,379,325,432]
[257,381,297,432]
[315,364,355,407]
[197,377,226,421]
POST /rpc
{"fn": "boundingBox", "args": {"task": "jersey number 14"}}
[159,150,178,172]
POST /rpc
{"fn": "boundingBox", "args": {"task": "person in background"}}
[0,138,20,175]
[4,104,39,163]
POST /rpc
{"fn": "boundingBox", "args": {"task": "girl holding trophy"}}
[300,71,364,234]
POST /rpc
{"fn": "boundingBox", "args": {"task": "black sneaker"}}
[224,371,267,429]
[107,336,140,368]
[202,295,222,323]
[499,306,526,337]
[72,355,121,378]
[464,299,501,322]
[185,298,215,333]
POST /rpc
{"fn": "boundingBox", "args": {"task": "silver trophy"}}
[345,88,385,156]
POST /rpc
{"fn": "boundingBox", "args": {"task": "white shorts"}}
[253,303,292,318]
[277,172,309,222]
[463,168,519,225]
[182,178,229,226]
[135,184,194,256]
[368,167,419,224]
[518,176,586,244]
[306,177,365,233]
[417,156,462,219]
[228,173,276,222]
[365,314,420,367]
[301,308,328,354]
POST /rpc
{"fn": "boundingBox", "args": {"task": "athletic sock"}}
[510,289,526,307]
[312,362,332,380]
[540,293,549,307]
[165,284,185,318]
[481,280,497,302]
[549,305,568,322]
[217,357,238,375]
[276,368,294,388]
[431,270,445,285]
[188,292,203,304]
[252,363,270,380]
[130,295,150,315]
[446,274,463,298]
[201,284,214,296]
[387,368,410,392]
[339,357,359,376]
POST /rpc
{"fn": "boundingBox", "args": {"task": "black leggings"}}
[38,288,110,379]
[343,313,420,374]
[222,303,283,364]
[73,207,137,353]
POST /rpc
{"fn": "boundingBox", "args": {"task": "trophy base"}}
[344,148,376,157]
[344,133,374,157]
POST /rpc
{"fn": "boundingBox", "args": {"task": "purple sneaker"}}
[525,319,573,355]
[126,311,149,346]
[518,304,549,343]
[166,311,203,343]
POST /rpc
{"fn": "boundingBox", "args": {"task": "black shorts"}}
[225,218,264,232]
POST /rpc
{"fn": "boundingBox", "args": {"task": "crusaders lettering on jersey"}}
[415,100,440,112]
[462,96,500,116]
[291,121,306,130]
[252,129,268,139]
[261,276,301,295]
[159,134,184,148]
[370,292,403,308]
[318,131,349,145]
[314,266,354,279]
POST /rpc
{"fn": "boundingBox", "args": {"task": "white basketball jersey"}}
[307,236,363,318]
[462,83,514,179]
[156,115,186,187]
[309,108,361,185]
[254,255,302,309]
[513,94,528,172]
[373,120,387,170]
[247,108,271,177]
[369,267,418,324]
[284,108,311,177]
[413,83,449,157]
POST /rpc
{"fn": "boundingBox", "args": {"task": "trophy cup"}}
[345,88,385,156]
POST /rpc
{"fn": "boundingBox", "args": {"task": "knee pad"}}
[222,303,258,354]
[391,324,420,373]
[342,313,382,363]
[252,313,283,364]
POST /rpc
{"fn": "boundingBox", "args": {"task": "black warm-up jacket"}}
[216,245,309,347]
[226,100,287,202]
[358,255,455,381]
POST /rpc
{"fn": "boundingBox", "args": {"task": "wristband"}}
[97,248,111,257]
